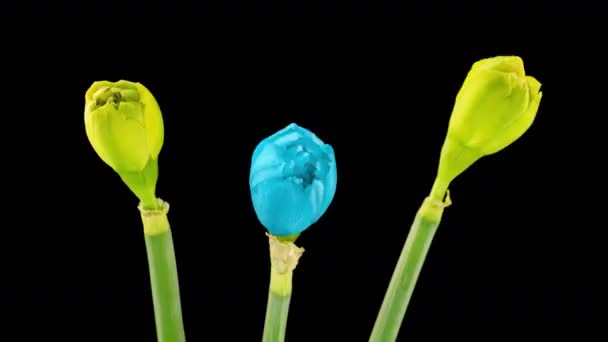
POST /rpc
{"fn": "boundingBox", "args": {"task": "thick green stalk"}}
[262,234,303,342]
[369,196,448,342]
[140,200,186,342]
[262,269,293,342]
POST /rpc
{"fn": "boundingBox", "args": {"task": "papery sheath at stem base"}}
[139,198,170,236]
[418,192,452,223]
[267,233,304,296]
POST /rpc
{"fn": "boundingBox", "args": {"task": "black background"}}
[2,0,600,16]
[0,11,605,342]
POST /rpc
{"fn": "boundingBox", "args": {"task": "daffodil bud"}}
[250,123,337,237]
[84,80,164,207]
[431,56,543,200]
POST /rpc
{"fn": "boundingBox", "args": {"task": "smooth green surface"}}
[269,268,293,297]
[263,263,294,342]
[262,289,292,342]
[369,210,440,342]
[145,229,186,342]
[121,158,160,209]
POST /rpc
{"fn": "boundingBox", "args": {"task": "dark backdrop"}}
[0,21,604,341]
[2,0,601,15]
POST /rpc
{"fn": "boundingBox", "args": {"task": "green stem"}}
[262,270,293,342]
[262,234,303,342]
[140,200,186,342]
[369,197,446,342]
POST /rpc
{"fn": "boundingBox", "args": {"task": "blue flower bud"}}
[250,123,337,236]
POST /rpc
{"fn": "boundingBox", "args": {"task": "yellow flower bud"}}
[84,80,164,207]
[85,80,164,172]
[431,56,543,200]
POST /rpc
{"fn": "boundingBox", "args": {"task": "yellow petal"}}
[85,81,114,102]
[86,104,149,172]
[481,76,542,155]
[471,56,525,78]
[136,82,164,160]
[450,69,530,153]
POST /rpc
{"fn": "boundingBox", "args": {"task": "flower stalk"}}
[250,123,336,341]
[262,234,304,342]
[370,56,543,341]
[84,80,186,342]
[369,195,450,342]
[140,200,186,342]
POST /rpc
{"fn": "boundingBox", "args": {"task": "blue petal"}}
[250,137,268,169]
[273,131,302,147]
[251,178,323,236]
[308,179,325,222]
[250,122,337,236]
[250,142,284,188]
[276,123,325,153]
[319,144,337,217]
[251,123,299,169]
[250,123,304,186]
